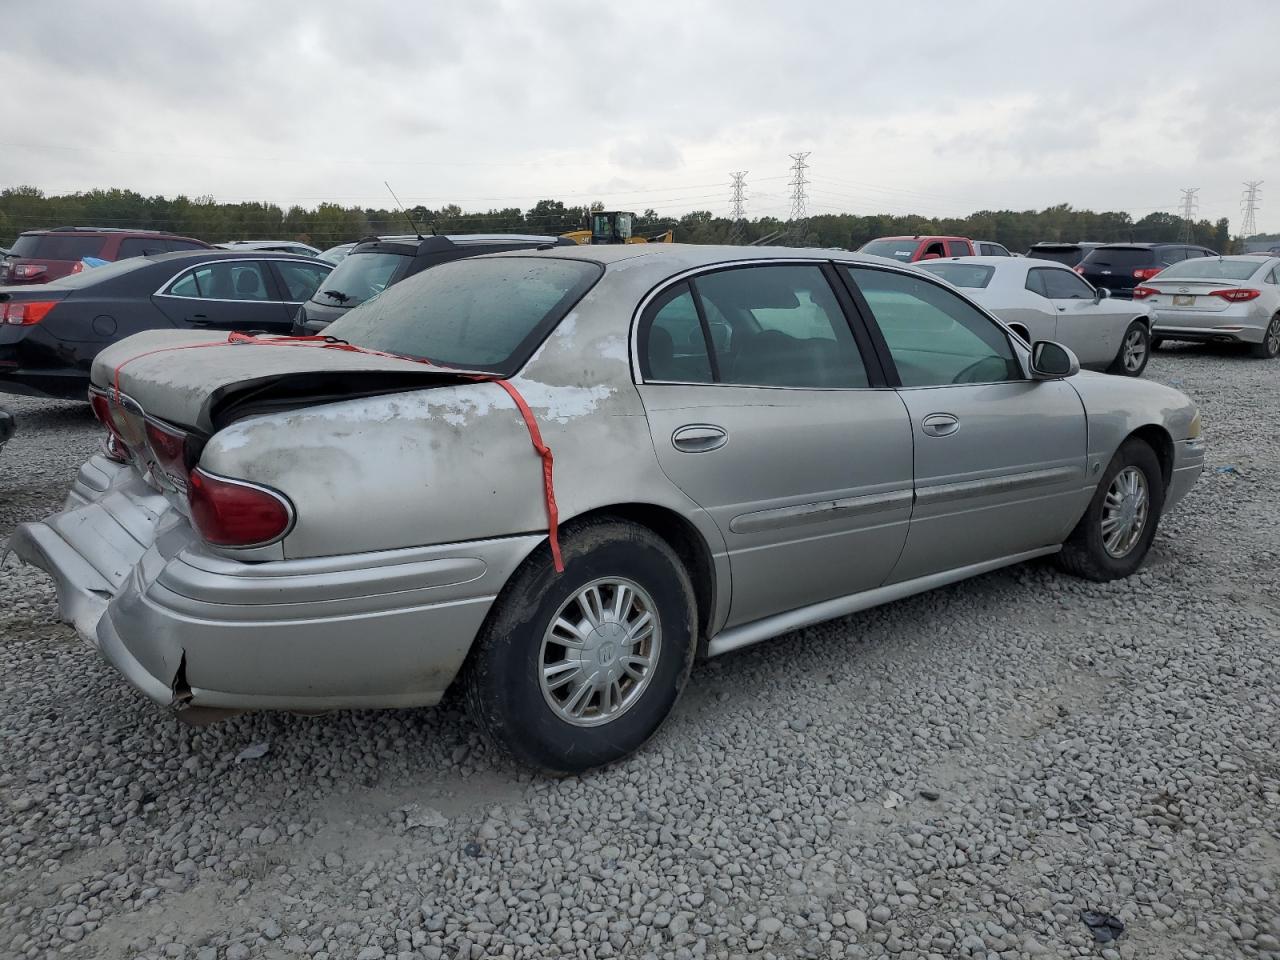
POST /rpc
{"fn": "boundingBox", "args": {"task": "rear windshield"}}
[1080,247,1154,269]
[9,234,107,261]
[312,250,413,306]
[1155,258,1261,281]
[326,257,603,375]
[917,262,995,288]
[1028,247,1083,266]
[860,239,919,261]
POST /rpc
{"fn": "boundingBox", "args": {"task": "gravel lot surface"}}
[1,345,1277,960]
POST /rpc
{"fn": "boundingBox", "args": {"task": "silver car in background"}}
[1134,255,1280,358]
[919,256,1155,376]
[11,245,1204,772]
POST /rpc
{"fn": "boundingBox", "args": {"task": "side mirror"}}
[1030,340,1080,379]
[1093,287,1110,302]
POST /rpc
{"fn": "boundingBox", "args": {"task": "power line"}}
[1178,187,1199,243]
[1241,181,1263,240]
[788,152,811,223]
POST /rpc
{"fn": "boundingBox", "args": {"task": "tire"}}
[1108,321,1151,376]
[465,518,697,774]
[1250,314,1280,359]
[1056,438,1165,582]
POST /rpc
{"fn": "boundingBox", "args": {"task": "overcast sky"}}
[5,0,1278,231]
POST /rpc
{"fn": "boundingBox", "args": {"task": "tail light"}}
[1072,265,1085,274]
[1132,267,1162,280]
[10,264,47,280]
[1,300,58,325]
[1132,286,1158,300]
[89,393,131,462]
[145,419,194,489]
[1210,288,1260,302]
[187,468,293,547]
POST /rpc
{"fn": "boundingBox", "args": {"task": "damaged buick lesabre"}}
[11,245,1205,772]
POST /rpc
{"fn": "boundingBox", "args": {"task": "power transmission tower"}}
[1178,187,1199,244]
[788,152,811,223]
[1241,180,1263,242]
[729,171,748,220]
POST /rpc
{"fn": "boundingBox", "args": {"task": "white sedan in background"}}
[1133,255,1280,359]
[918,256,1154,376]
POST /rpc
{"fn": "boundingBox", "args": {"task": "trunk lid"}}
[1142,278,1241,313]
[91,330,473,435]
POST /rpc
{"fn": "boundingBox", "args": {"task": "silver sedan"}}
[917,256,1155,376]
[11,246,1205,772]
[1134,254,1280,358]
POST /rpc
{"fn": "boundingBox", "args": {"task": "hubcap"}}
[1101,466,1149,558]
[1266,317,1280,355]
[538,577,661,727]
[1123,329,1147,372]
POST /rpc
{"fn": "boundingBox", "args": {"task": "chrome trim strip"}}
[707,546,1060,657]
[189,467,297,549]
[729,489,913,534]
[914,465,1080,506]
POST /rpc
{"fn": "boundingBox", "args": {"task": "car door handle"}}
[921,413,959,438]
[671,424,728,453]
[190,314,211,325]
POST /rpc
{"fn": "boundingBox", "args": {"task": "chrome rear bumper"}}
[10,456,538,715]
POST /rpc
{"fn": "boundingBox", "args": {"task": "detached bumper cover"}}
[9,455,539,713]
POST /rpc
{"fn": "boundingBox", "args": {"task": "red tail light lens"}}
[145,420,191,489]
[11,264,47,280]
[1132,267,1162,280]
[1132,286,1158,300]
[1,300,58,325]
[187,468,293,547]
[1072,265,1085,274]
[1210,288,1260,302]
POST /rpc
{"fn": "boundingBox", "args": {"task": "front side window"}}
[275,261,332,301]
[166,261,271,301]
[1040,268,1095,299]
[845,266,1020,387]
[860,239,920,262]
[326,256,601,375]
[640,283,713,383]
[693,264,868,389]
[118,237,168,259]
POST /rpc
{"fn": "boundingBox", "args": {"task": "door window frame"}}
[632,258,890,390]
[154,258,285,302]
[267,259,334,305]
[834,262,1031,389]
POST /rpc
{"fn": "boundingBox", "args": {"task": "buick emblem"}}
[1179,286,1189,293]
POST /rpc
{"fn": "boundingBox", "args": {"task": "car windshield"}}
[917,263,995,288]
[325,257,603,375]
[9,234,106,261]
[1156,258,1262,281]
[860,239,919,261]
[1081,247,1154,269]
[312,250,413,305]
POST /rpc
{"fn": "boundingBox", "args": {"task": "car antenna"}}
[384,181,426,240]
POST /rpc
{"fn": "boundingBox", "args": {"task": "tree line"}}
[0,185,1240,253]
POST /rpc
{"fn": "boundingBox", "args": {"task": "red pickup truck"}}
[859,235,975,263]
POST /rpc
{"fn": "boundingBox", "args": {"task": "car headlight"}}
[1187,410,1202,439]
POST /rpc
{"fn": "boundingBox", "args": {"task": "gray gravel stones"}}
[1,347,1279,959]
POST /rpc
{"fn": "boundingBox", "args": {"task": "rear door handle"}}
[190,315,212,326]
[672,424,728,453]
[921,413,959,438]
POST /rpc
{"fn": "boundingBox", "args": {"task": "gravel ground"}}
[1,344,1277,960]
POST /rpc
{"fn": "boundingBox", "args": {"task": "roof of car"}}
[1029,241,1102,248]
[496,242,905,271]
[19,226,197,238]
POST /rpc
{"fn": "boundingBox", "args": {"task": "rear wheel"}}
[1108,322,1150,376]
[1250,315,1280,359]
[465,518,696,774]
[1056,438,1164,582]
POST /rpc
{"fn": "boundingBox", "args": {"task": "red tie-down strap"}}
[108,332,564,573]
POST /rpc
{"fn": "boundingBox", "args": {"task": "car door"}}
[634,262,915,629]
[268,259,334,324]
[153,259,292,332]
[841,264,1089,583]
[1033,266,1120,366]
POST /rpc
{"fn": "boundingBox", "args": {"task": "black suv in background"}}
[1026,242,1103,267]
[291,234,577,334]
[1075,242,1217,297]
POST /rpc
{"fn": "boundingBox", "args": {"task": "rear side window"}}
[1039,268,1095,299]
[118,237,169,258]
[980,243,1010,257]
[945,240,970,257]
[845,267,1019,388]
[1158,247,1187,265]
[274,261,332,301]
[326,257,602,375]
[314,251,413,306]
[640,283,714,384]
[9,234,105,261]
[167,239,207,252]
[166,261,272,301]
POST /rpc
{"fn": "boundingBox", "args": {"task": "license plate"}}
[1173,294,1195,306]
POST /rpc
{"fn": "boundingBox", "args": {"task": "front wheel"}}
[1250,315,1280,359]
[465,518,696,774]
[1056,439,1165,582]
[1108,322,1151,376]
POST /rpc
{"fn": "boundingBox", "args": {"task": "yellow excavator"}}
[562,211,674,245]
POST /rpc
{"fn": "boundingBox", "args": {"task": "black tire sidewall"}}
[471,523,695,773]
[1076,440,1165,579]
